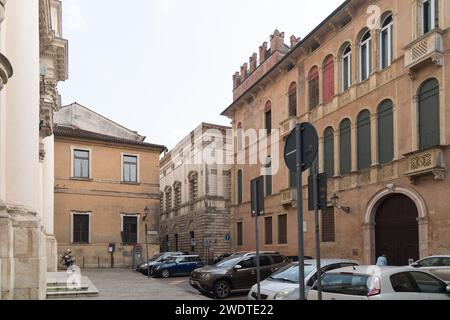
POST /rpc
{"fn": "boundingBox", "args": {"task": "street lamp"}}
[331,193,351,214]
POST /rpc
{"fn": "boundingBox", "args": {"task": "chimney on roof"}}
[240,63,248,81]
[249,53,257,73]
[259,41,268,64]
[290,35,299,48]
[270,29,285,53]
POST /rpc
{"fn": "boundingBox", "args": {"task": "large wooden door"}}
[375,194,419,266]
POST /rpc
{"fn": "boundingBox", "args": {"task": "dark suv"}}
[190,252,290,299]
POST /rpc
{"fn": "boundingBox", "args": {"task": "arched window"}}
[237,169,243,204]
[359,31,372,81]
[422,0,437,34]
[418,79,440,150]
[378,100,394,164]
[357,110,371,170]
[323,55,335,104]
[380,15,393,70]
[288,82,297,117]
[323,127,335,178]
[339,119,352,176]
[342,44,352,91]
[265,101,272,134]
[308,66,319,110]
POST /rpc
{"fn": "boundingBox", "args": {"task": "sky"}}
[59,0,345,150]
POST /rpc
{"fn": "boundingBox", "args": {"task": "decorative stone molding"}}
[0,0,6,23]
[279,117,297,139]
[0,53,13,90]
[404,146,446,183]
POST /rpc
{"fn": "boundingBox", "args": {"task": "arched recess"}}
[363,185,428,265]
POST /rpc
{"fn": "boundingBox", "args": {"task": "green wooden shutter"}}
[324,127,335,178]
[357,110,372,170]
[419,79,440,150]
[378,100,394,165]
[340,119,352,175]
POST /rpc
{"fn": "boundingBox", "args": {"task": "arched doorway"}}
[375,194,419,266]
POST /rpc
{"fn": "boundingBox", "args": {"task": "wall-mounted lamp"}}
[331,193,351,214]
[143,206,150,221]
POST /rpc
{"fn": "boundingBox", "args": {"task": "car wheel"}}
[161,269,170,278]
[214,280,231,299]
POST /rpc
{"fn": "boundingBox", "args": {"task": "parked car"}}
[410,255,450,282]
[307,265,450,300]
[151,255,204,278]
[136,252,185,275]
[190,252,291,299]
[248,259,359,300]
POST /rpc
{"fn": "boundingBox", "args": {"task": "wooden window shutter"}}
[378,100,394,165]
[340,119,352,176]
[357,110,372,170]
[324,127,335,178]
[323,56,335,104]
[419,79,440,150]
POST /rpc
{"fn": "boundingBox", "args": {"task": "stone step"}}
[47,285,90,292]
[46,272,99,299]
[46,289,99,299]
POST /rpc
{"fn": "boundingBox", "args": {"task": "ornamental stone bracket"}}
[404,146,446,184]
[39,77,61,138]
[0,53,13,90]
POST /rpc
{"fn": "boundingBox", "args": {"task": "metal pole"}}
[253,182,261,300]
[146,224,150,279]
[312,158,322,300]
[295,125,306,300]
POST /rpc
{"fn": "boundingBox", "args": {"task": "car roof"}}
[323,265,415,276]
[418,255,450,259]
[304,259,359,265]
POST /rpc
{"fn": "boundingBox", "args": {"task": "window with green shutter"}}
[324,127,334,178]
[419,79,440,150]
[357,110,371,170]
[339,119,352,176]
[378,100,394,165]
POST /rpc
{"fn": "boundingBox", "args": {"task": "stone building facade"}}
[160,123,232,264]
[0,0,68,299]
[54,103,165,269]
[222,0,450,266]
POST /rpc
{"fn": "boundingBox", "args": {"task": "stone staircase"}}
[46,272,99,299]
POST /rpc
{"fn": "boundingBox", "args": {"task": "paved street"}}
[55,269,247,300]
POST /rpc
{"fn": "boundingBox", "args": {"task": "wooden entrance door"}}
[375,194,419,266]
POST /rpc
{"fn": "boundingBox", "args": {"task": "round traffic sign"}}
[284,123,319,173]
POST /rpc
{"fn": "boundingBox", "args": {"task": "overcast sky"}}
[59,0,344,150]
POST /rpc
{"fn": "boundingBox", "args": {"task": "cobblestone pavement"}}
[56,269,247,300]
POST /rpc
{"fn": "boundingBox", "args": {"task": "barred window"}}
[265,217,273,245]
[278,214,288,245]
[73,214,89,244]
[237,222,243,246]
[321,207,335,243]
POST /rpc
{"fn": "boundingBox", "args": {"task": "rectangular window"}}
[123,155,138,183]
[190,231,195,252]
[265,110,272,134]
[237,222,243,246]
[265,174,272,196]
[422,0,436,34]
[278,214,288,245]
[73,214,89,244]
[265,217,273,245]
[342,53,351,91]
[289,93,297,117]
[237,170,243,204]
[321,207,335,242]
[289,170,297,189]
[74,149,90,178]
[122,216,138,245]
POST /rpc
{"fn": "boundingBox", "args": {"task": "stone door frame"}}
[363,184,428,264]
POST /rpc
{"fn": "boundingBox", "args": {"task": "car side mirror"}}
[234,265,242,271]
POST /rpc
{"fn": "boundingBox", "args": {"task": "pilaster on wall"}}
[0,209,14,300]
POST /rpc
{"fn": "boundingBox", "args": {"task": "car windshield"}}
[269,264,315,283]
[150,253,164,261]
[215,256,244,268]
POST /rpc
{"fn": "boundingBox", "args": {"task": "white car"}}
[247,259,359,300]
[307,265,450,300]
[410,255,450,282]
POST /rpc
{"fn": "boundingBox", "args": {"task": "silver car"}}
[410,256,450,282]
[308,265,450,300]
[247,259,359,300]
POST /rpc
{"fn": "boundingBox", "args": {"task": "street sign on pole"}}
[250,176,264,300]
[284,123,318,301]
